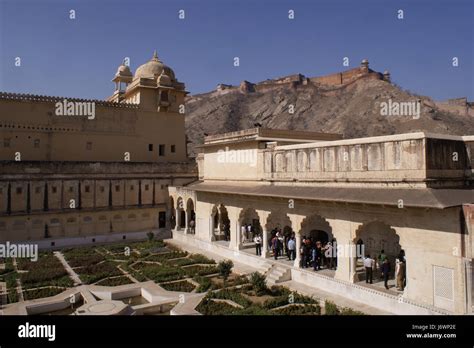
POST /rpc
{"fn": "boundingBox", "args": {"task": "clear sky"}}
[0,0,472,101]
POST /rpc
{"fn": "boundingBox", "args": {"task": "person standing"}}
[287,236,296,261]
[241,224,247,243]
[247,224,253,242]
[254,233,262,256]
[364,254,374,284]
[381,258,391,290]
[378,249,387,279]
[396,251,406,291]
[272,235,280,260]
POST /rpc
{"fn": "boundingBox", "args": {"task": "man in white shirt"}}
[363,254,375,284]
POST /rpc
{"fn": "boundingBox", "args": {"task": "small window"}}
[0,188,3,194]
[161,91,169,102]
[159,144,165,156]
[130,185,134,191]
[16,187,23,194]
[34,139,40,148]
[52,186,57,194]
[35,187,41,194]
[144,184,149,191]
[148,144,153,151]
[69,187,74,193]
[115,185,120,192]
[160,185,164,190]
[171,145,176,153]
[4,138,11,148]
[85,185,90,193]
[86,142,92,150]
[100,186,105,193]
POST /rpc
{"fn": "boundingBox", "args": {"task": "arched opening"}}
[176,197,185,230]
[211,204,230,242]
[239,207,262,245]
[266,212,292,260]
[353,221,404,293]
[300,214,335,272]
[186,198,195,234]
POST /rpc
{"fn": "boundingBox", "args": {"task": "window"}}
[86,142,92,150]
[69,187,74,193]
[160,185,164,190]
[52,186,57,194]
[85,185,90,193]
[159,145,165,156]
[100,186,105,193]
[0,188,3,194]
[171,145,176,153]
[4,138,11,148]
[35,187,41,194]
[144,184,149,191]
[115,185,120,192]
[16,187,23,194]
[161,91,169,102]
[34,139,40,148]
[130,185,134,191]
[148,144,153,151]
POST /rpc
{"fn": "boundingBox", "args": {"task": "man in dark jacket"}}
[381,258,391,290]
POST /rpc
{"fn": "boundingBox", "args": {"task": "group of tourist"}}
[299,235,337,271]
[363,249,406,291]
[241,223,255,243]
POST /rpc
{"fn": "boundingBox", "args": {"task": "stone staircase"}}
[255,261,273,275]
[266,264,292,285]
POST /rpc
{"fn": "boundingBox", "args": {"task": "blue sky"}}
[0,0,472,100]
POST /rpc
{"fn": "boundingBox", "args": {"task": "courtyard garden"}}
[0,239,365,315]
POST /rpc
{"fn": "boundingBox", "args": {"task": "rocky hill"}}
[184,69,474,156]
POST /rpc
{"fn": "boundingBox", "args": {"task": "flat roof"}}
[184,181,474,209]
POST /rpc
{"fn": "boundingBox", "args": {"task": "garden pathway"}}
[54,251,82,286]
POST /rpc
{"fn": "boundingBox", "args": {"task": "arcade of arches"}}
[169,196,405,290]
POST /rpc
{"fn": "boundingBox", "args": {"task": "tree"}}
[249,272,267,295]
[146,231,155,242]
[217,260,233,287]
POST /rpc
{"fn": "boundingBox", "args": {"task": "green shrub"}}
[23,287,66,301]
[193,276,213,292]
[95,276,133,287]
[0,258,14,275]
[189,254,216,264]
[183,265,218,277]
[340,307,365,315]
[210,289,252,307]
[196,298,239,315]
[146,231,155,241]
[217,260,233,285]
[160,280,195,292]
[263,292,317,309]
[324,300,340,315]
[274,304,321,315]
[76,262,122,284]
[144,251,188,262]
[249,272,267,295]
[139,265,184,283]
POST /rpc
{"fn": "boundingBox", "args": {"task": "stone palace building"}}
[169,128,474,314]
[0,52,196,248]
